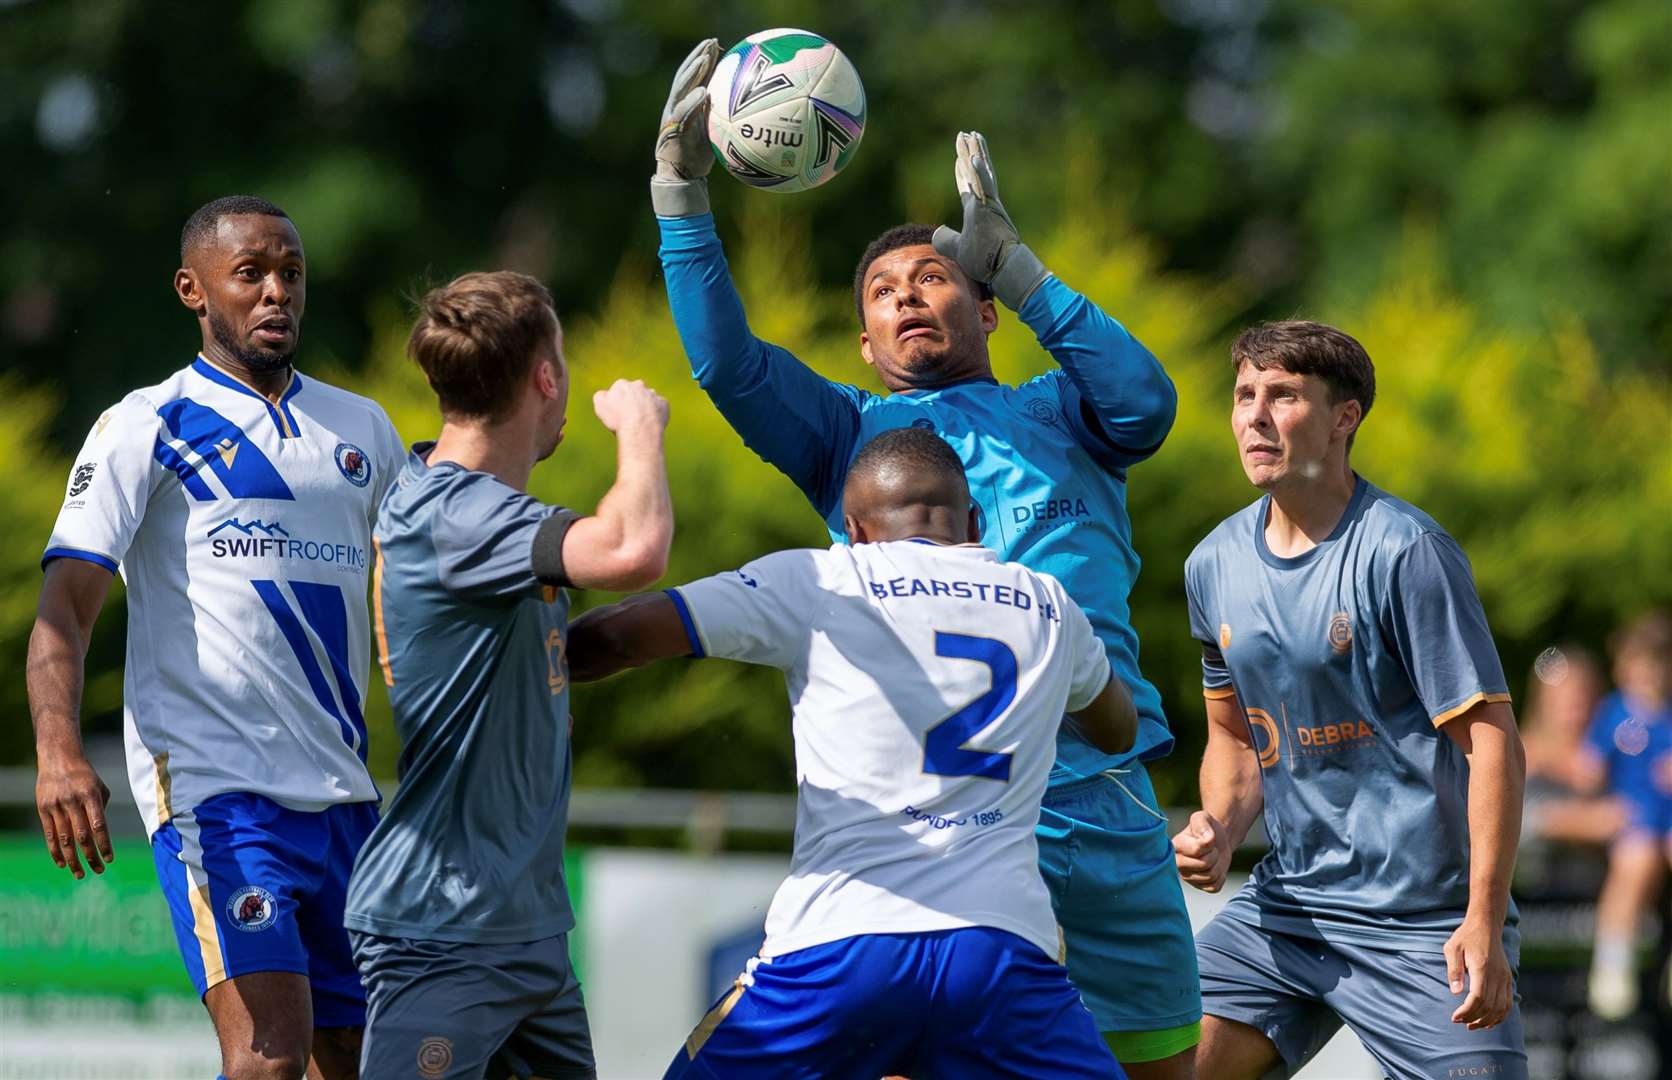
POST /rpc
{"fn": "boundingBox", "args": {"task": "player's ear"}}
[1335,398,1362,444]
[978,297,999,335]
[174,268,205,315]
[965,505,981,543]
[844,514,867,544]
[859,330,876,369]
[533,356,560,400]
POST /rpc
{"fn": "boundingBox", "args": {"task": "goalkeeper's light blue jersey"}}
[659,214,1177,777]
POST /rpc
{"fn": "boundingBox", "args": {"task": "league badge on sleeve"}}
[334,442,371,488]
[68,462,97,497]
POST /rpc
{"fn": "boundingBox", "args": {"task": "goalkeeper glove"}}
[931,131,1048,310]
[650,38,721,218]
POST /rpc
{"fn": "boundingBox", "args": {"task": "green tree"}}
[2,0,1242,449]
[0,382,125,766]
[346,192,1669,806]
[1256,0,1672,366]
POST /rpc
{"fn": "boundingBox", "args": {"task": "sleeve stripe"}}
[42,547,118,574]
[530,510,580,587]
[665,588,705,659]
[1203,686,1237,700]
[1431,691,1512,728]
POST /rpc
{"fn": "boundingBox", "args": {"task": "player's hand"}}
[1172,809,1232,893]
[36,749,114,880]
[593,379,669,438]
[931,131,1048,311]
[651,38,722,217]
[1446,914,1515,1030]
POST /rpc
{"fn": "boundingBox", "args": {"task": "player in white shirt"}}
[568,427,1136,1079]
[27,196,403,1080]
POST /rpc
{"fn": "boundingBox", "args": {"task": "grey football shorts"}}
[1196,911,1527,1080]
[352,930,595,1080]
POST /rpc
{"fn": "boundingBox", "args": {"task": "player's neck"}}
[198,348,292,403]
[1264,464,1358,558]
[428,421,535,492]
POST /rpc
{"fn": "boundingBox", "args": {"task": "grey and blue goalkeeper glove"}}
[931,131,1049,310]
[650,38,721,218]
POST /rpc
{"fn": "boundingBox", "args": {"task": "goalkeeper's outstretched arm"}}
[932,131,1176,467]
[651,39,864,517]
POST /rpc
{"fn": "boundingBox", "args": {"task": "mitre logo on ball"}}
[707,28,866,194]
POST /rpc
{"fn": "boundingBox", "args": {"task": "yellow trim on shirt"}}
[1431,691,1512,728]
[372,538,394,688]
[195,353,297,436]
[1203,686,1237,700]
[153,751,173,826]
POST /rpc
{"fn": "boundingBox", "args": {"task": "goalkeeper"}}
[651,41,1198,1077]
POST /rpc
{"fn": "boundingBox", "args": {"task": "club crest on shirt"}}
[1328,612,1353,655]
[226,885,278,932]
[1024,397,1061,427]
[334,442,371,488]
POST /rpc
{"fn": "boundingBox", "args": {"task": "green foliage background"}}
[2,2,1670,804]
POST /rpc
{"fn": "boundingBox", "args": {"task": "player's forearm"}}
[588,423,674,588]
[26,612,91,762]
[1463,717,1526,926]
[1199,722,1263,848]
[657,214,768,390]
[567,592,690,681]
[1019,277,1177,457]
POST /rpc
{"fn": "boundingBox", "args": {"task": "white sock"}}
[1594,936,1634,971]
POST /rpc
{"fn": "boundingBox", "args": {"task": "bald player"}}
[29,195,403,1079]
[569,428,1135,1080]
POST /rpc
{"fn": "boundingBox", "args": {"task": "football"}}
[706,28,866,194]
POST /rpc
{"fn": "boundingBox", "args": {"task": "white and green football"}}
[706,28,867,194]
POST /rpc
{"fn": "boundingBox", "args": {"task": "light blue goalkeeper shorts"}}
[1037,763,1203,1039]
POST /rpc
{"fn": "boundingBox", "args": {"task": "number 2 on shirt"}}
[923,632,1017,781]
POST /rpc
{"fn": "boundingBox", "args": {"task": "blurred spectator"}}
[1521,645,1620,846]
[1583,612,1672,1020]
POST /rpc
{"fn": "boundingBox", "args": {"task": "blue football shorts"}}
[1616,783,1672,840]
[664,927,1123,1079]
[1037,763,1203,1036]
[150,790,378,1027]
[1196,907,1528,1079]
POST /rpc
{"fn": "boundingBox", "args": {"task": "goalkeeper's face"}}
[858,245,998,392]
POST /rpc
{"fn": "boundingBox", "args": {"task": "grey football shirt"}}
[344,444,579,945]
[1184,476,1515,950]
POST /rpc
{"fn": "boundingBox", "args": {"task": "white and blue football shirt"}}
[671,540,1112,960]
[43,356,404,836]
